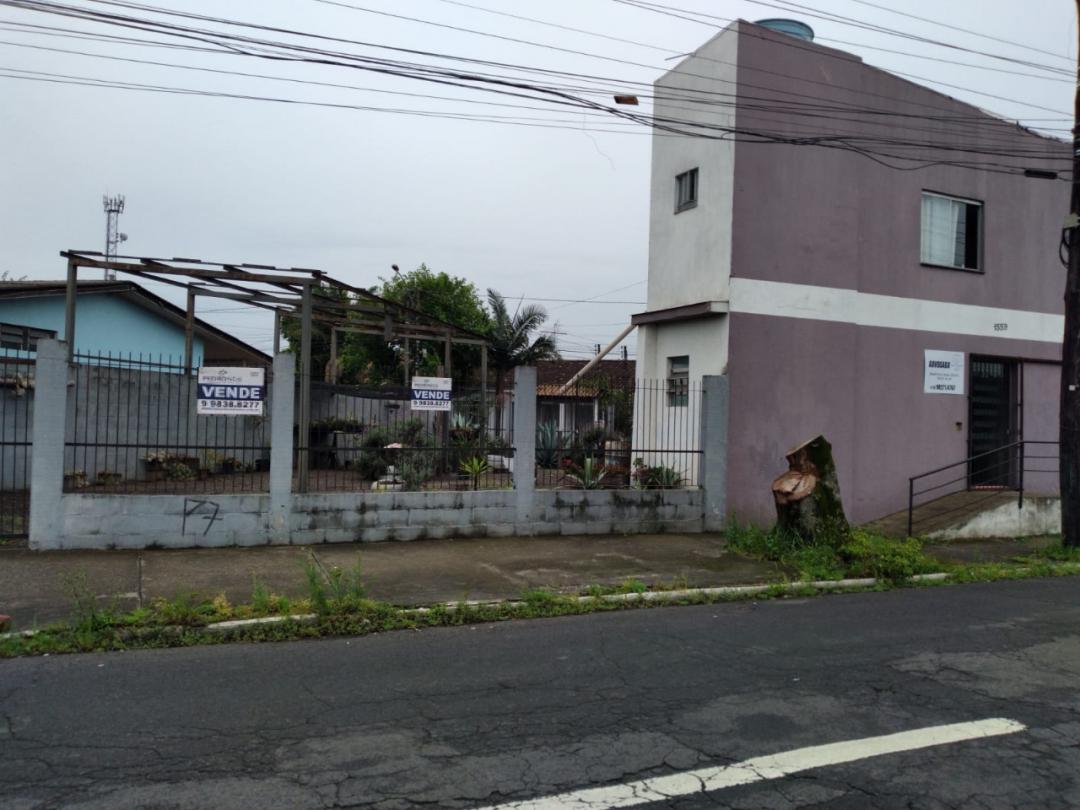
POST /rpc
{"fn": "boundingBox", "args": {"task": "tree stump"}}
[771,435,850,545]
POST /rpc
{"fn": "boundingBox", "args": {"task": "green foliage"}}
[165,461,197,481]
[565,457,608,489]
[838,530,936,582]
[724,521,936,583]
[151,593,220,626]
[283,266,492,386]
[536,421,566,468]
[62,571,114,634]
[460,455,491,490]
[304,559,330,615]
[618,578,648,594]
[632,459,683,489]
[305,554,367,614]
[487,289,560,429]
[251,577,272,615]
[399,453,435,490]
[579,424,610,453]
[521,587,558,607]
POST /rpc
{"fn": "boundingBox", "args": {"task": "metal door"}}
[968,357,1017,488]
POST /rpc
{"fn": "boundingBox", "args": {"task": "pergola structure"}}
[60,250,491,490]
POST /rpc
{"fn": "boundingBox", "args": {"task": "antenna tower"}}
[102,194,127,281]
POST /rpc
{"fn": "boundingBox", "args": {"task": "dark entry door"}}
[968,357,1017,488]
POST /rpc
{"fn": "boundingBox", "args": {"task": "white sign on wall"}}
[923,350,965,395]
[197,367,266,415]
[411,376,452,411]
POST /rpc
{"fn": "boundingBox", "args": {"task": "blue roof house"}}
[0,280,267,365]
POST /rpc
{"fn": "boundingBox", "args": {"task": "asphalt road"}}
[3,578,1080,809]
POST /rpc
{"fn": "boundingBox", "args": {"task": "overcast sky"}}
[1,0,1076,358]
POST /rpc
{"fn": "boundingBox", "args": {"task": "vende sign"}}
[411,375,452,412]
[197,367,266,415]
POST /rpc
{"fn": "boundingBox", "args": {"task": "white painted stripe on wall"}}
[729,278,1063,344]
[478,717,1026,809]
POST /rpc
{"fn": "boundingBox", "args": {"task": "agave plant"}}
[565,457,608,490]
[459,455,491,490]
[535,421,566,469]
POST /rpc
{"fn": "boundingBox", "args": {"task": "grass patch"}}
[723,522,938,583]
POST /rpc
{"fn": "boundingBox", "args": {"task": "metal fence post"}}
[28,339,68,549]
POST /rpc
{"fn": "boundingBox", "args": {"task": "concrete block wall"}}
[42,487,704,549]
[29,341,722,550]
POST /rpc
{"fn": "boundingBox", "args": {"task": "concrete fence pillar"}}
[29,339,68,549]
[513,365,537,529]
[699,374,730,533]
[268,351,295,542]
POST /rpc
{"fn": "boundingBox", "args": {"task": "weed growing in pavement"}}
[724,521,937,583]
[252,577,272,614]
[60,571,115,634]
[305,554,367,614]
[618,578,648,594]
[521,588,558,608]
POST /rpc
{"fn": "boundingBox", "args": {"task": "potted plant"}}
[64,469,88,490]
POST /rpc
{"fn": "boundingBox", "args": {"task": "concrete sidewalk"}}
[0,534,782,630]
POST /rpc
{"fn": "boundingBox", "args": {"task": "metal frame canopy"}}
[60,250,491,490]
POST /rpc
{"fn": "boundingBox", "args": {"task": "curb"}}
[199,573,952,633]
[0,571,956,641]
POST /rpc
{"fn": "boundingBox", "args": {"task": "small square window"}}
[675,168,698,213]
[667,355,689,407]
[921,192,982,271]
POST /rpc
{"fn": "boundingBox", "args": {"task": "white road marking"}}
[479,717,1026,809]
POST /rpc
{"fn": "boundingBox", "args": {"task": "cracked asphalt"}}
[4,578,1080,808]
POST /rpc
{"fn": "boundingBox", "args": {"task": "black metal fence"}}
[0,355,33,542]
[296,380,514,492]
[535,377,702,490]
[63,353,272,494]
[907,440,1060,536]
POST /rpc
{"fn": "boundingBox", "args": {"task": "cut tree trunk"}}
[771,435,850,545]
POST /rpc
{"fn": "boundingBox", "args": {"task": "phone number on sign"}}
[199,400,262,410]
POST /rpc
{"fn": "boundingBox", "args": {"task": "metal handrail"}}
[907,440,1060,537]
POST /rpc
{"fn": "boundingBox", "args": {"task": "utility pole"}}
[102,194,127,281]
[1061,0,1080,547]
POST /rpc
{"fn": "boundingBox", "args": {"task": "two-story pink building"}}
[634,19,1069,526]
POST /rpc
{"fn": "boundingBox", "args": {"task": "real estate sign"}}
[923,350,965,395]
[197,367,266,415]
[411,375,452,412]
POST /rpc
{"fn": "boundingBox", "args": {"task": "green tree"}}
[379,264,490,383]
[282,265,491,387]
[486,289,560,429]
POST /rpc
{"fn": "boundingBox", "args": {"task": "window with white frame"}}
[920,192,982,271]
[675,168,698,213]
[667,355,689,407]
[0,322,56,351]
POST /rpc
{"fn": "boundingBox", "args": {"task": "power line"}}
[842,0,1073,62]
[0,1,1069,174]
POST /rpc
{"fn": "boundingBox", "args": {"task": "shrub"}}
[565,457,608,489]
[839,530,935,582]
[536,422,565,469]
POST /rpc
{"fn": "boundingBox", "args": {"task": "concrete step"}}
[865,490,1023,539]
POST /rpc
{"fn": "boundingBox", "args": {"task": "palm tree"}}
[486,289,560,431]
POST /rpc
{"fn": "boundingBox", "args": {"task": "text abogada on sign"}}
[197,367,266,415]
[411,375,452,412]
